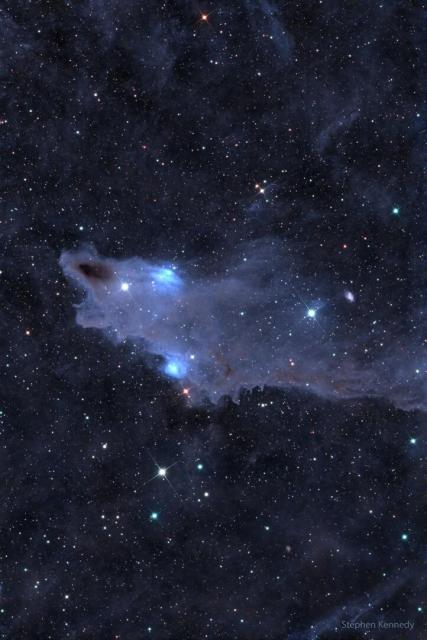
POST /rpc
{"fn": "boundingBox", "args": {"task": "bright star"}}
[120,282,130,291]
[344,290,355,303]
[401,533,408,541]
[143,451,179,494]
[307,308,316,318]
[150,512,158,521]
[392,206,400,215]
[255,181,267,195]
[197,463,203,470]
[410,438,417,445]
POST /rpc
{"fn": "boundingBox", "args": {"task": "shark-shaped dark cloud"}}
[61,244,426,410]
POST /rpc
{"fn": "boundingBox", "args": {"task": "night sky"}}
[1,1,426,639]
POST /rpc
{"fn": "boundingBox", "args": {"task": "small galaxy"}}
[0,1,426,639]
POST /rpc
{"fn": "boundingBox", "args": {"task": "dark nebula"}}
[77,261,112,282]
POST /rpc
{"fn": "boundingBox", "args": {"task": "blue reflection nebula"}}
[151,267,182,291]
[164,358,187,379]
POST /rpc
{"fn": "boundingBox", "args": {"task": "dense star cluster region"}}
[0,1,425,639]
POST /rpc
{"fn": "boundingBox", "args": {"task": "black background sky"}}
[0,1,426,638]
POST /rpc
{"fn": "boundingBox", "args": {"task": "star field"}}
[0,1,425,639]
